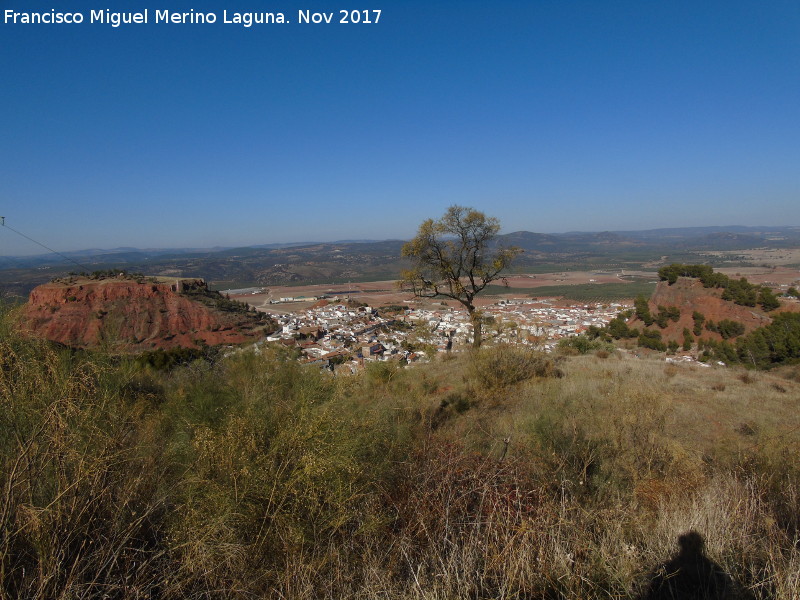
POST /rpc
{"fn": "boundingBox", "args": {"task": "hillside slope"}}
[1,318,799,599]
[23,275,274,351]
[643,277,773,342]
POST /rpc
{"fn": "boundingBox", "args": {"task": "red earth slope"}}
[23,276,273,351]
[626,277,781,343]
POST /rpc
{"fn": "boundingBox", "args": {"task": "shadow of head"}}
[638,530,751,600]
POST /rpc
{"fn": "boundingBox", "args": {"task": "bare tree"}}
[400,206,521,348]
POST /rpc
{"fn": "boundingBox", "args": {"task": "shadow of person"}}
[638,531,752,600]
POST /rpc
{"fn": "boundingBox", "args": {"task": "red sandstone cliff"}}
[634,277,773,342]
[23,276,273,351]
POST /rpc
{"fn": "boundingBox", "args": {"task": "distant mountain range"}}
[500,226,800,252]
[2,226,799,298]
[0,240,393,270]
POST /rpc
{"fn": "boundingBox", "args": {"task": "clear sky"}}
[2,0,799,255]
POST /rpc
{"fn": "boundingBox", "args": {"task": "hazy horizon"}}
[2,222,799,260]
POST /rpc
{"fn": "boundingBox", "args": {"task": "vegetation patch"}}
[1,303,799,599]
[699,313,800,368]
[523,281,657,302]
[557,334,615,355]
[468,344,563,391]
[658,263,781,311]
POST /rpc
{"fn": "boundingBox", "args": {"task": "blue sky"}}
[2,0,799,254]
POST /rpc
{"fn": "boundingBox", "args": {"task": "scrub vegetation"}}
[1,303,799,599]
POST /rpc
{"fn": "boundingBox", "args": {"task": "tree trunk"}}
[469,307,482,349]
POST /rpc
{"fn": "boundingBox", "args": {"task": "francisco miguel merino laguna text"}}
[3,8,382,27]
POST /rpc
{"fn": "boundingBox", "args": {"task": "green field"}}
[483,280,657,302]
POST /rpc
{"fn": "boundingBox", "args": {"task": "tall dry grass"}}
[1,303,798,598]
[0,307,171,598]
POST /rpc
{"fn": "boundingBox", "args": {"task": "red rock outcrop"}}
[633,277,773,342]
[23,276,272,351]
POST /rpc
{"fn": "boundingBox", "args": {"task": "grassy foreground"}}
[1,304,799,599]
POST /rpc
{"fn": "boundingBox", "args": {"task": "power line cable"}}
[1,217,93,272]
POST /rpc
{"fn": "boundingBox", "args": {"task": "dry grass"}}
[1,302,799,598]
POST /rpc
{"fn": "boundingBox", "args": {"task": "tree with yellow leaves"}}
[400,206,521,348]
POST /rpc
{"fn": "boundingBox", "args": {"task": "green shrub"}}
[607,315,637,339]
[469,344,562,390]
[683,327,694,351]
[693,311,706,336]
[638,329,666,351]
[558,335,614,355]
[705,318,746,339]
[759,286,781,311]
[634,294,653,326]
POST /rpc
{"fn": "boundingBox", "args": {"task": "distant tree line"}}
[682,328,694,351]
[557,335,614,355]
[638,328,667,351]
[657,264,725,286]
[585,318,670,352]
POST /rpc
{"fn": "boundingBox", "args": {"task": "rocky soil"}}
[637,277,773,342]
[23,276,273,351]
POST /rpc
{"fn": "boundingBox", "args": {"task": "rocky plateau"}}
[23,275,273,352]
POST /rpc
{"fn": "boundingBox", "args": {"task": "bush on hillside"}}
[693,311,706,336]
[682,328,694,351]
[705,319,746,340]
[558,335,614,355]
[638,329,667,351]
[697,313,800,368]
[469,344,562,390]
[634,294,654,326]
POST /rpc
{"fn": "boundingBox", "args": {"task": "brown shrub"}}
[738,372,757,384]
[468,344,563,392]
